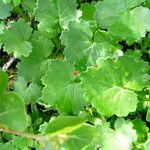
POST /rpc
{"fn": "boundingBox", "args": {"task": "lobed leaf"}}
[34,0,81,38]
[41,60,85,114]
[61,21,121,71]
[80,55,149,117]
[0,19,33,58]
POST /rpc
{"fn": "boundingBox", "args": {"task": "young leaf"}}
[41,60,85,114]
[14,77,42,104]
[0,19,32,58]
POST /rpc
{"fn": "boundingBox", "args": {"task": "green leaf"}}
[14,77,42,104]
[13,0,20,6]
[2,0,21,6]
[144,133,150,150]
[0,143,16,150]
[17,36,53,82]
[95,0,149,42]
[0,70,8,94]
[144,0,150,8]
[0,22,5,34]
[109,7,150,42]
[0,19,32,58]
[95,0,146,28]
[0,21,5,46]
[80,55,149,117]
[41,60,85,114]
[133,118,148,142]
[95,0,129,28]
[0,1,12,19]
[129,0,147,7]
[61,21,120,71]
[34,0,81,38]
[0,135,38,149]
[1,0,11,4]
[81,2,96,21]
[99,119,137,150]
[22,0,36,13]
[0,92,28,131]
[146,107,150,122]
[0,70,27,131]
[40,116,100,149]
[9,136,30,149]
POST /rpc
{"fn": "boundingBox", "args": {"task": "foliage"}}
[0,0,150,149]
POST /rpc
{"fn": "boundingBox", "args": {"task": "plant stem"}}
[0,128,47,142]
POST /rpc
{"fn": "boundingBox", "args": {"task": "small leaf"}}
[14,77,42,104]
[0,19,32,58]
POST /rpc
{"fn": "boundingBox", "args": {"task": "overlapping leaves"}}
[95,0,150,42]
[17,36,53,82]
[34,0,81,38]
[41,60,85,114]
[0,0,150,149]
[61,21,121,71]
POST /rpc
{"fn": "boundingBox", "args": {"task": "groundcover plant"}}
[0,0,150,149]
